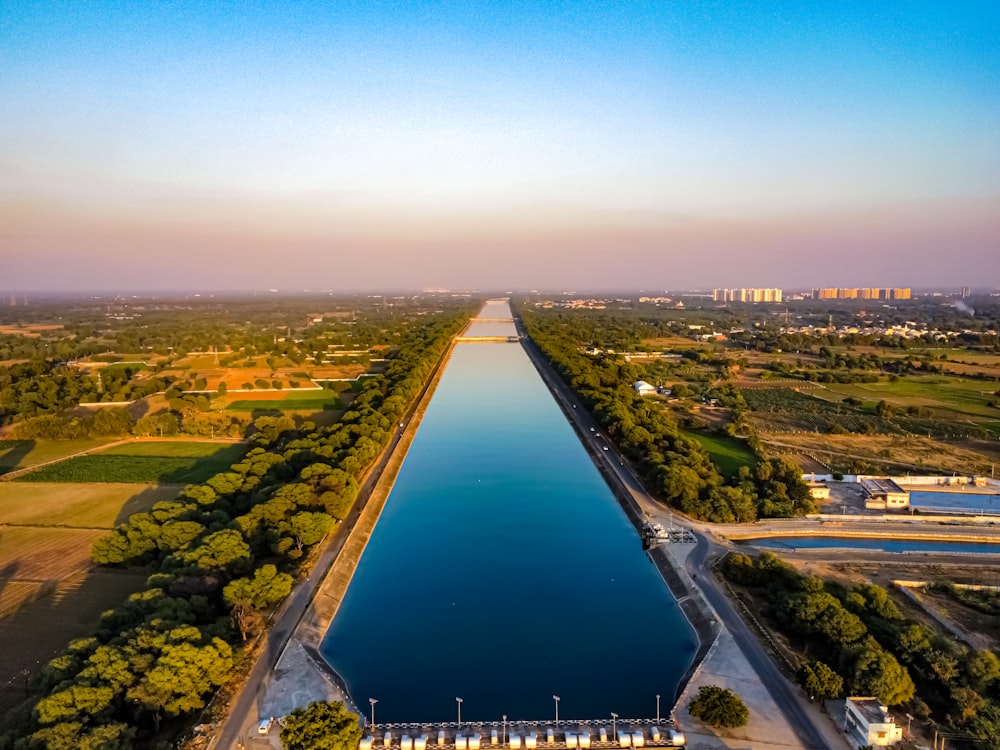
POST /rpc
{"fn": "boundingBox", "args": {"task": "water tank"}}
[384,732,393,748]
[470,734,481,750]
[491,730,498,745]
[437,731,446,747]
[456,734,467,750]
[650,728,661,743]
[509,735,521,750]
[668,729,686,747]
[579,732,590,749]
[617,731,630,748]
[401,735,413,750]
[525,733,536,750]
[416,736,428,750]
[566,733,577,748]
[546,729,554,745]
[631,731,644,747]
[361,737,374,750]
[598,728,608,744]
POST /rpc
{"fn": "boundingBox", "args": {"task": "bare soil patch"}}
[764,432,1000,475]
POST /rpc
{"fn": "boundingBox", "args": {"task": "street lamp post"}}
[655,695,660,724]
[553,696,560,724]
[369,698,378,728]
[611,713,618,742]
[502,715,507,746]
[456,697,463,726]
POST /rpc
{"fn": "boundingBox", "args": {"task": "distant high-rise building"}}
[812,287,910,301]
[961,286,971,298]
[713,288,782,303]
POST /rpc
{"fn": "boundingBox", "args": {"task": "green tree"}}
[799,660,844,700]
[223,564,294,640]
[688,685,749,728]
[847,637,915,705]
[280,700,363,750]
[126,638,232,729]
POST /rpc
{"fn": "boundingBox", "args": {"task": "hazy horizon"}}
[2,1,998,291]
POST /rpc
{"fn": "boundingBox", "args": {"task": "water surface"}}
[744,536,1000,554]
[322,335,695,723]
[910,490,1000,514]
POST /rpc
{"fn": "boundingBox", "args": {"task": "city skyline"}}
[2,1,998,292]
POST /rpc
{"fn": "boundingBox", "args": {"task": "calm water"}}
[462,320,519,337]
[910,490,1000,514]
[745,536,1000,554]
[322,328,695,723]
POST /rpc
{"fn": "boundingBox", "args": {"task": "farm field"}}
[0,482,177,527]
[763,433,1000,476]
[16,441,246,484]
[226,388,344,412]
[0,438,117,475]
[157,354,367,392]
[681,429,757,476]
[0,527,107,586]
[641,335,718,351]
[814,377,1000,421]
[0,569,147,713]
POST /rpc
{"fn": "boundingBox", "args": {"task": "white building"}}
[844,698,903,747]
[633,381,657,397]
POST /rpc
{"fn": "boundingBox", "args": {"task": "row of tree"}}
[1,309,469,750]
[723,553,1000,747]
[518,308,814,522]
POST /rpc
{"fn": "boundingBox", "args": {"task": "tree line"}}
[518,308,815,522]
[723,553,1000,748]
[0,309,469,750]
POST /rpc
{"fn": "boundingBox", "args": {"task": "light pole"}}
[905,713,913,738]
[456,697,463,726]
[553,696,560,724]
[369,698,378,728]
[611,713,618,742]
[502,715,507,746]
[655,695,660,724]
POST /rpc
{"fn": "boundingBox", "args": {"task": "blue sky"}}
[1,1,998,291]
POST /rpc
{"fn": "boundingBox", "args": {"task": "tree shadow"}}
[0,440,35,476]
[113,485,183,526]
[0,566,147,716]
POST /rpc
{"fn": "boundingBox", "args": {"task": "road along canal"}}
[320,303,696,723]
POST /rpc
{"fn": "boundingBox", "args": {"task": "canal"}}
[321,303,695,723]
[743,536,1000,555]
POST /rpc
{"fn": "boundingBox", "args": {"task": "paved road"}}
[684,537,828,749]
[211,341,456,750]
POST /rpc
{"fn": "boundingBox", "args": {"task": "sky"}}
[1,1,998,292]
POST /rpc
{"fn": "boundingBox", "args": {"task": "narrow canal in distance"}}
[320,303,696,723]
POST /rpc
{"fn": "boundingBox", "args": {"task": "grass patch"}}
[0,482,177,527]
[682,430,758,476]
[17,443,246,484]
[101,441,243,458]
[227,389,343,412]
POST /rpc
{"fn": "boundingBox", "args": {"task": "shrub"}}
[688,685,749,728]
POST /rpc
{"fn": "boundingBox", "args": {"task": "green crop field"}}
[226,389,343,412]
[101,440,244,458]
[681,430,758,476]
[16,442,246,484]
[0,439,116,475]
